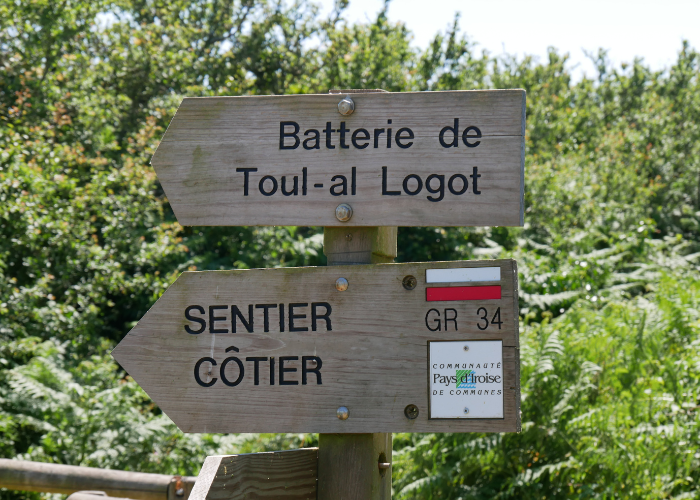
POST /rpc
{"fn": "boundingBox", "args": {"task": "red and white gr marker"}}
[425,266,502,301]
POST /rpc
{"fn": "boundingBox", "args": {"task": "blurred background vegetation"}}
[1,0,699,498]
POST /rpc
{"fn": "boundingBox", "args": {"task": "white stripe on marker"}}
[425,267,501,283]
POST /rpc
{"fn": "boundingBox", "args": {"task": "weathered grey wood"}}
[317,433,391,500]
[329,89,388,94]
[150,90,526,227]
[324,227,397,264]
[512,257,522,426]
[111,260,520,433]
[189,449,317,500]
[67,493,133,500]
[319,227,394,500]
[0,458,196,499]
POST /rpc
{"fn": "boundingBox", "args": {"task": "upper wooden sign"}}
[152,90,526,227]
[112,259,521,434]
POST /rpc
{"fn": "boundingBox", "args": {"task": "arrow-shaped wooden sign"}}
[112,260,521,434]
[152,90,525,227]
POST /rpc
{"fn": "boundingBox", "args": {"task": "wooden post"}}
[318,226,396,500]
[323,227,397,265]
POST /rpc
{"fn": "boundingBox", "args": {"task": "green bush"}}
[393,272,700,499]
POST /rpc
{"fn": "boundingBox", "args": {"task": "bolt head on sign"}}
[337,96,355,116]
[111,260,521,434]
[150,90,525,227]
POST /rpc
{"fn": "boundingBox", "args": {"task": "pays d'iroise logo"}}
[455,369,476,389]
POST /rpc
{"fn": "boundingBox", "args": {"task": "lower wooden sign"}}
[190,449,318,500]
[112,259,521,433]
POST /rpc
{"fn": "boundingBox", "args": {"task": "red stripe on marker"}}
[426,285,502,302]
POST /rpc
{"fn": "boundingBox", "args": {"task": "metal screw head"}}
[402,275,417,290]
[338,96,355,115]
[335,277,349,291]
[404,404,419,419]
[378,452,390,477]
[464,407,470,415]
[337,406,349,420]
[345,233,353,242]
[173,476,185,496]
[463,345,469,352]
[335,203,353,222]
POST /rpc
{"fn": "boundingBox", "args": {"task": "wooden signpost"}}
[190,449,318,500]
[111,259,520,434]
[113,89,526,500]
[150,90,525,227]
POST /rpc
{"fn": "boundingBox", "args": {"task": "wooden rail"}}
[0,459,196,500]
[67,492,134,500]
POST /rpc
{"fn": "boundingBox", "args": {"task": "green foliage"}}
[1,0,700,498]
[393,272,700,499]
[320,3,415,91]
[0,336,313,474]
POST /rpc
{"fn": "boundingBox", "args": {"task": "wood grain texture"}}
[323,226,397,265]
[317,434,391,500]
[151,90,525,227]
[511,259,522,432]
[111,259,521,433]
[319,226,393,500]
[189,449,317,500]
[0,459,196,500]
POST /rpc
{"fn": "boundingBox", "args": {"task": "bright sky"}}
[318,0,700,79]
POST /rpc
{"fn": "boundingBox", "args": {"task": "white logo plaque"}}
[429,340,504,419]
